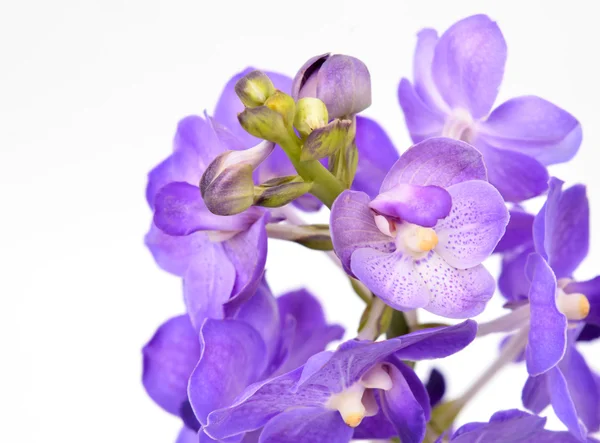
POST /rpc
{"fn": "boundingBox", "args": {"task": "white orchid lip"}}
[374,215,439,258]
[326,364,393,428]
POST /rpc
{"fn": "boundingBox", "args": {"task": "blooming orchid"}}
[139,13,599,443]
[399,14,582,202]
[330,137,509,318]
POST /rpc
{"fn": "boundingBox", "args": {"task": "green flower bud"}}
[235,70,276,108]
[200,141,275,215]
[264,91,296,129]
[300,118,352,161]
[294,97,329,138]
[254,175,312,208]
[238,106,288,143]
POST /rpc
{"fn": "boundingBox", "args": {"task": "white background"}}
[2,1,600,441]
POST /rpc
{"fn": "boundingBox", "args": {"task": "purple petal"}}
[178,428,199,443]
[145,223,209,276]
[434,180,508,268]
[370,183,451,228]
[393,320,477,361]
[214,68,292,148]
[204,368,329,440]
[476,139,549,202]
[525,253,567,375]
[353,116,400,198]
[353,403,397,439]
[188,319,267,425]
[398,79,445,143]
[494,209,535,254]
[142,315,200,415]
[391,359,431,420]
[522,374,551,414]
[350,250,431,311]
[498,247,534,302]
[431,14,507,118]
[413,28,449,114]
[559,343,600,432]
[577,324,600,342]
[480,96,582,165]
[380,362,427,443]
[451,409,547,442]
[414,253,495,318]
[425,368,446,408]
[300,321,476,391]
[380,137,487,192]
[183,242,236,328]
[259,408,352,443]
[566,277,600,327]
[330,190,394,274]
[235,280,280,363]
[274,289,344,374]
[292,53,329,100]
[154,182,262,236]
[223,215,269,315]
[539,181,589,279]
[548,367,588,440]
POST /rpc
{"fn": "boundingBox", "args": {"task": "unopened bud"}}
[235,70,276,108]
[264,91,296,129]
[301,118,352,161]
[292,54,371,119]
[294,97,329,138]
[200,141,275,215]
[238,106,288,143]
[254,175,312,208]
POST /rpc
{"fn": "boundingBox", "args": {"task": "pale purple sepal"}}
[353,116,400,198]
[434,180,508,269]
[380,138,487,192]
[370,183,451,228]
[495,209,534,254]
[548,367,588,441]
[142,315,200,416]
[329,190,394,274]
[188,319,267,425]
[412,28,448,114]
[431,15,506,119]
[480,96,582,166]
[499,247,534,302]
[177,428,198,443]
[525,252,567,375]
[259,408,353,443]
[398,79,446,143]
[522,374,551,414]
[475,139,549,203]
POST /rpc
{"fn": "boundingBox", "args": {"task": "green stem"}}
[278,134,345,207]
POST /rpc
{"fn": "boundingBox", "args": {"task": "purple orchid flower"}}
[398,14,582,203]
[480,178,599,440]
[445,409,599,443]
[330,137,509,318]
[142,281,343,440]
[202,320,476,443]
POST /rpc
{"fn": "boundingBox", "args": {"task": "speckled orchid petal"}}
[434,180,509,269]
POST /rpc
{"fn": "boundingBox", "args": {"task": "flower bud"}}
[292,54,372,119]
[294,97,329,138]
[235,70,276,108]
[264,90,296,129]
[238,106,288,143]
[200,141,275,215]
[301,118,353,161]
[254,175,313,208]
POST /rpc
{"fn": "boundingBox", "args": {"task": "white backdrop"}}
[2,1,600,441]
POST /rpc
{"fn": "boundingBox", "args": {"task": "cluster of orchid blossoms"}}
[141,14,600,443]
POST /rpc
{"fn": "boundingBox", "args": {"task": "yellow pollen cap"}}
[579,295,591,319]
[345,413,364,428]
[417,228,438,252]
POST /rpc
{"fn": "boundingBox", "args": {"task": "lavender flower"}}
[142,281,343,439]
[330,137,508,318]
[446,409,599,442]
[398,14,582,202]
[203,321,476,443]
[480,178,599,439]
